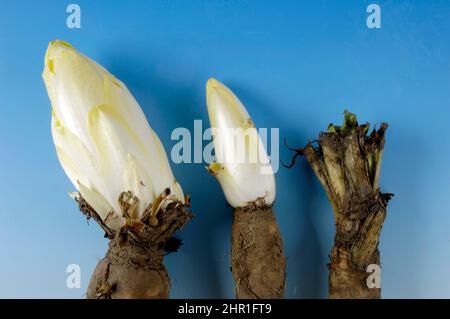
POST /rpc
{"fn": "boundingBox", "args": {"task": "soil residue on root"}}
[231,202,286,299]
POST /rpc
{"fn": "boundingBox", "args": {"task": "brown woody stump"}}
[286,111,392,299]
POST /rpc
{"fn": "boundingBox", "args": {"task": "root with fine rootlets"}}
[231,201,286,299]
[285,111,393,299]
[74,189,192,299]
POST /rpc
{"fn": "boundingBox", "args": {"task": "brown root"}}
[231,202,286,299]
[76,190,192,299]
[329,245,380,299]
[87,239,170,299]
[286,111,392,299]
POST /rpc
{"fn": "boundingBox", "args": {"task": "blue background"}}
[0,0,449,298]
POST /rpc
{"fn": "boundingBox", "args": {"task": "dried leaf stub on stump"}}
[42,40,192,299]
[286,111,393,299]
[205,78,286,299]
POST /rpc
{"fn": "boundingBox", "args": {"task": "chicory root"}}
[286,111,392,299]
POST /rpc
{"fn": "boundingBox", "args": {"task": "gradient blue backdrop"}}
[0,0,449,298]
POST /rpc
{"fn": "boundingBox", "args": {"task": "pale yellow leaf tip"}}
[53,39,73,46]
[44,40,76,75]
[206,77,221,91]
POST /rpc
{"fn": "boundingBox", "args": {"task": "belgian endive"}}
[205,78,286,299]
[43,40,192,299]
[206,78,275,208]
